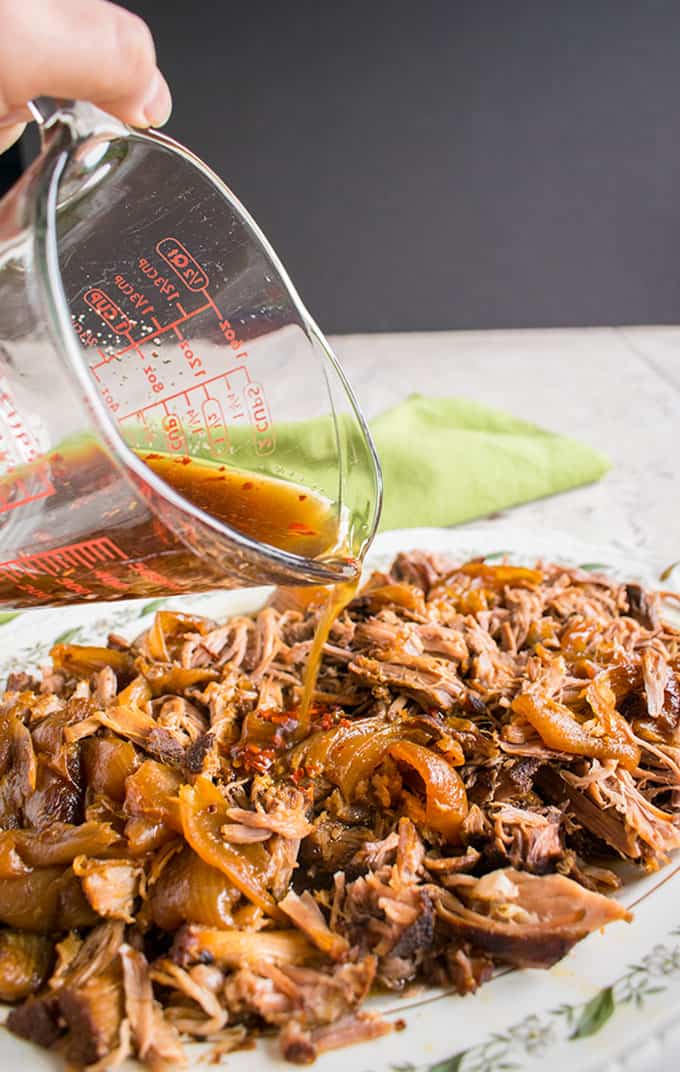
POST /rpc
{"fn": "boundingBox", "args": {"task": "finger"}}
[0,0,172,128]
[0,122,26,154]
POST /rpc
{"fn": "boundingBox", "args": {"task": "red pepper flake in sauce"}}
[230,741,277,775]
[242,481,254,490]
[288,522,318,536]
[249,750,276,774]
[313,710,337,731]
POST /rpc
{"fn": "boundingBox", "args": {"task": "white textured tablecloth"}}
[331,326,680,577]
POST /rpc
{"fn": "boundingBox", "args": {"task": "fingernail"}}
[141,70,172,128]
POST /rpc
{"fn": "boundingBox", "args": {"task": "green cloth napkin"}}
[371,395,610,531]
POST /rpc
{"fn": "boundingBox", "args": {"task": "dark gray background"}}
[6,1,680,333]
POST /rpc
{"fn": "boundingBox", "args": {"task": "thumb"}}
[0,0,172,130]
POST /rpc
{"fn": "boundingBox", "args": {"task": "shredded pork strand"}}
[2,551,680,1068]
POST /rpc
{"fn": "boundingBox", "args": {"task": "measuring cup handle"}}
[27,98,129,144]
[28,98,74,127]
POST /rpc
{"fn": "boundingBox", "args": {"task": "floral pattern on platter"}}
[0,591,220,681]
[384,928,680,1072]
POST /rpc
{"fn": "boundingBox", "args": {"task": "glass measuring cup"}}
[0,100,382,608]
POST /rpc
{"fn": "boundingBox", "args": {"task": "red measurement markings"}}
[156,238,209,292]
[0,536,183,599]
[0,469,54,514]
[0,385,46,467]
[0,536,127,580]
[88,300,212,373]
[83,288,131,337]
[0,473,54,513]
[137,258,181,303]
[134,410,156,448]
[112,273,155,317]
[129,561,183,592]
[243,382,275,455]
[0,536,128,599]
[116,367,252,425]
[202,292,249,359]
[0,380,55,512]
[142,362,165,395]
[202,397,230,456]
[172,324,206,378]
[71,320,99,348]
[161,412,188,453]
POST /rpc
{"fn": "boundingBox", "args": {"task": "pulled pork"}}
[3,552,680,1067]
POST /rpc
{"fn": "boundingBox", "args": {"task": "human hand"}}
[0,0,171,153]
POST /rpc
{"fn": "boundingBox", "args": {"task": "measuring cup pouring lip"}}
[30,110,382,586]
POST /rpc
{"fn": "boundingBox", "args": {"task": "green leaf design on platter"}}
[139,599,168,618]
[482,551,509,561]
[0,612,20,625]
[578,562,609,572]
[428,1053,467,1072]
[569,986,615,1039]
[53,626,83,645]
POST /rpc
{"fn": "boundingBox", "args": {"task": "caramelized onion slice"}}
[116,676,152,709]
[83,738,140,802]
[389,740,468,841]
[0,821,120,875]
[125,818,176,857]
[293,717,427,800]
[179,777,283,920]
[353,583,426,613]
[150,847,239,930]
[50,644,135,680]
[459,563,543,587]
[0,930,54,1002]
[172,924,318,968]
[0,867,98,932]
[586,675,640,745]
[124,760,183,832]
[512,692,641,771]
